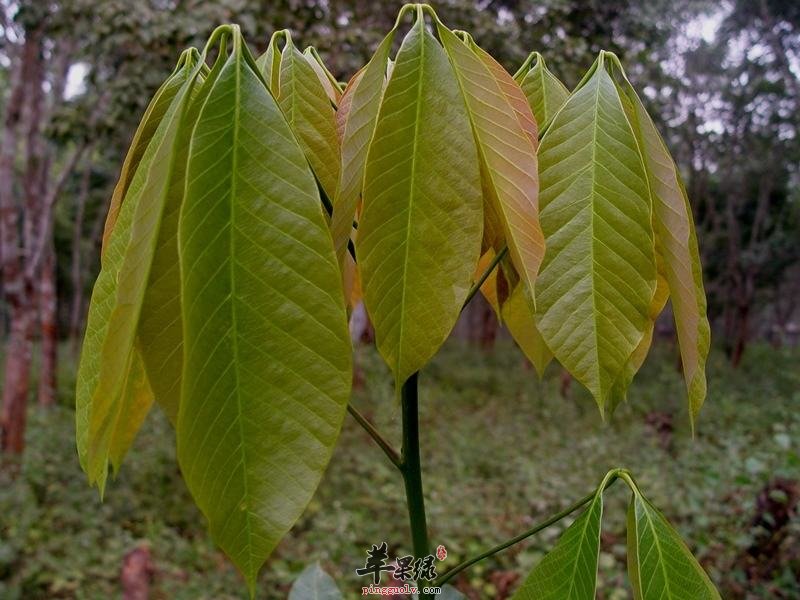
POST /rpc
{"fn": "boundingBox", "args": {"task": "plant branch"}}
[346,403,402,469]
[462,246,508,308]
[435,477,619,586]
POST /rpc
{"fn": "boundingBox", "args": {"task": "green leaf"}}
[255,31,282,94]
[289,563,343,600]
[330,26,396,264]
[626,489,720,599]
[502,281,552,377]
[101,51,193,253]
[515,52,570,130]
[611,57,710,427]
[335,69,364,142]
[512,486,604,599]
[106,345,153,472]
[303,47,343,105]
[177,29,351,593]
[535,52,656,413]
[76,48,203,492]
[438,27,544,310]
[136,40,232,426]
[357,13,482,386]
[276,31,341,201]
[609,266,668,414]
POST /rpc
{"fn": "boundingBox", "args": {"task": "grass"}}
[1,339,798,599]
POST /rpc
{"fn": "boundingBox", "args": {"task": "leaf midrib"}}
[588,73,603,398]
[396,24,425,375]
[226,52,255,578]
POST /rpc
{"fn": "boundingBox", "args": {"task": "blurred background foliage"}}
[1,0,799,598]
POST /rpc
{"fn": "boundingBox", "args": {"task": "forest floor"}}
[1,339,798,599]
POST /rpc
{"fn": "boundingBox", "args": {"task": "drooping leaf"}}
[255,30,282,94]
[512,486,604,599]
[76,49,205,492]
[608,263,668,414]
[438,26,543,312]
[626,489,720,599]
[136,41,231,425]
[357,13,482,386]
[336,68,365,141]
[333,68,367,308]
[515,52,570,130]
[101,51,193,253]
[502,281,553,377]
[177,29,351,592]
[106,346,153,472]
[535,52,656,413]
[611,57,710,426]
[289,563,343,600]
[277,31,341,201]
[303,46,343,105]
[330,25,397,264]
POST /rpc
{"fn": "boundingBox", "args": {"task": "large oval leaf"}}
[177,30,351,591]
[535,53,656,413]
[438,26,544,310]
[357,14,482,386]
[76,50,204,492]
[612,57,710,427]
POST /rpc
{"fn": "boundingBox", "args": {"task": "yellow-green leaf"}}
[357,14,482,386]
[303,46,343,105]
[107,347,153,472]
[502,281,553,377]
[535,52,656,413]
[626,489,720,599]
[101,52,192,253]
[515,52,570,130]
[255,31,282,94]
[336,68,365,142]
[76,49,204,492]
[612,57,710,426]
[330,26,397,264]
[512,485,604,599]
[277,31,341,201]
[438,26,544,311]
[177,30,351,592]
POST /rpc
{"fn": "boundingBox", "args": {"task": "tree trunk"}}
[1,303,36,452]
[38,242,58,407]
[0,30,38,454]
[730,303,749,369]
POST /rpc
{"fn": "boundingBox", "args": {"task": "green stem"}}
[400,372,434,598]
[435,479,617,586]
[462,246,508,308]
[346,403,402,469]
